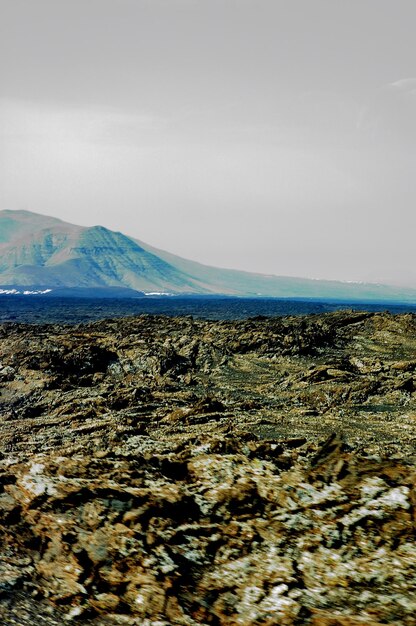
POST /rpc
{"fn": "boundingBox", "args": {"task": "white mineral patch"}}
[65,606,83,620]
[359,476,388,499]
[341,486,410,526]
[260,584,298,613]
[20,462,57,496]
[29,462,45,475]
[193,443,212,455]
[296,482,345,506]
[2,456,19,467]
[377,486,410,509]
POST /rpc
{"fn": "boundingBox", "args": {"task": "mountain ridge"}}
[1,209,416,302]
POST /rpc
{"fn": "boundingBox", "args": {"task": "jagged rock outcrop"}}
[0,311,416,624]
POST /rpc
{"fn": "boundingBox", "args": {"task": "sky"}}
[1,0,416,286]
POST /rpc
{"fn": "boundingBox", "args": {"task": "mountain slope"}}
[1,209,416,302]
[0,210,211,292]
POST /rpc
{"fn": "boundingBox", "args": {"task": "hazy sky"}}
[1,0,416,285]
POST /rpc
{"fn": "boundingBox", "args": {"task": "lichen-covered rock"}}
[0,311,416,624]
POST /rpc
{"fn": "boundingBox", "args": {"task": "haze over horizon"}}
[1,1,415,287]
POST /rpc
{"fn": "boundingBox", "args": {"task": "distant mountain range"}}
[1,209,416,302]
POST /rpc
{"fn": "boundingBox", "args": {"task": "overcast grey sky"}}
[1,0,415,285]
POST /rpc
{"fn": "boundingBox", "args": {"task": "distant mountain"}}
[1,209,416,302]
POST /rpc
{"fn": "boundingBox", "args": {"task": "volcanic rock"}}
[0,311,416,624]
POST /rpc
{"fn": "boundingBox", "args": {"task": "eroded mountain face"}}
[0,311,415,625]
[3,210,416,302]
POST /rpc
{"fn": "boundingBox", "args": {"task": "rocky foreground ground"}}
[0,310,416,625]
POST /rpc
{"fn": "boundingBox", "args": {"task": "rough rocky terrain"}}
[0,310,415,625]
